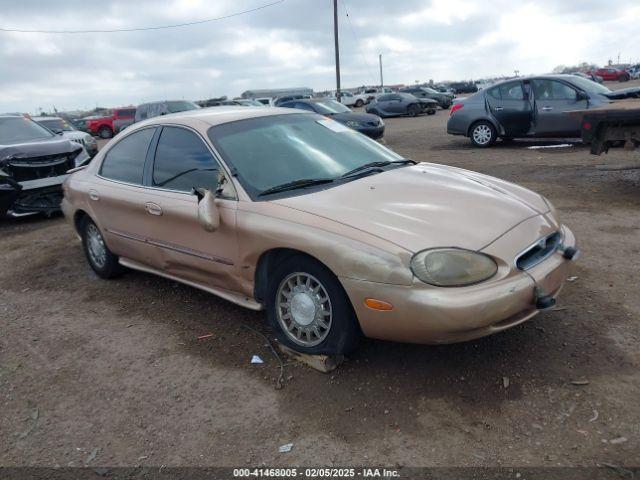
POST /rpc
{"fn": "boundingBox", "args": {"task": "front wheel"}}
[81,217,124,278]
[98,126,113,139]
[407,103,421,117]
[266,256,360,355]
[469,121,497,147]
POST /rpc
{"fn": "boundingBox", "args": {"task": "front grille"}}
[71,138,86,146]
[516,231,562,270]
[6,153,76,182]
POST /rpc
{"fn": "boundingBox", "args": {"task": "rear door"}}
[143,125,240,291]
[531,79,587,136]
[485,81,533,137]
[90,127,162,267]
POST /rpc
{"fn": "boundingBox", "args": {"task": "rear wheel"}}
[266,255,360,355]
[81,217,123,279]
[98,126,113,139]
[355,99,364,108]
[469,121,497,147]
[407,103,421,117]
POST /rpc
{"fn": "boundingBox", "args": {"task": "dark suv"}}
[134,101,200,123]
[1,115,88,218]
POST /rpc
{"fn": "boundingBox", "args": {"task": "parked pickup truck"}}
[81,107,136,139]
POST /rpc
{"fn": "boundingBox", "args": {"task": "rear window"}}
[100,128,155,184]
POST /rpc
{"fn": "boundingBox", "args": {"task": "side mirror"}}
[193,188,220,232]
[576,91,589,101]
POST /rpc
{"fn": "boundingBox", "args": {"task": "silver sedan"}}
[446,74,615,147]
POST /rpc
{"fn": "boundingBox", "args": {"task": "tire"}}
[427,108,436,115]
[407,103,421,117]
[442,104,451,110]
[469,121,497,147]
[80,217,124,279]
[98,126,113,139]
[266,255,361,355]
[355,99,364,108]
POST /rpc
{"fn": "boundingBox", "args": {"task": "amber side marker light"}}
[364,298,394,311]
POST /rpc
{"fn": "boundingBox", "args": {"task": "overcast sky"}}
[1,0,639,113]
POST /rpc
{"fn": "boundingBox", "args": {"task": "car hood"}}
[0,137,81,166]
[273,164,549,253]
[328,112,382,124]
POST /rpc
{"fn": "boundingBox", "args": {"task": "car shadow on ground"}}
[63,262,632,443]
[432,138,587,152]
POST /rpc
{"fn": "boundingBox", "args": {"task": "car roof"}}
[34,116,63,121]
[130,106,305,130]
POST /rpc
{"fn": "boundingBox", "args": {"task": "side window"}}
[100,128,155,184]
[152,127,219,192]
[487,86,501,100]
[532,79,553,100]
[551,81,577,100]
[498,81,524,100]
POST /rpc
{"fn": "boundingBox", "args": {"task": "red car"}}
[82,107,136,139]
[591,68,630,82]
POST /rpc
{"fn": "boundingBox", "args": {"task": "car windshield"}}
[422,87,439,94]
[566,76,612,95]
[0,116,55,144]
[166,101,201,113]
[208,113,404,199]
[38,118,75,132]
[311,100,351,114]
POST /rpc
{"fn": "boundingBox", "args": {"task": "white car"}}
[328,91,357,107]
[35,116,98,157]
[353,87,395,107]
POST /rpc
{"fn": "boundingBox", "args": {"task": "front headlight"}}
[85,135,97,145]
[410,248,498,287]
[346,120,363,128]
[74,148,91,167]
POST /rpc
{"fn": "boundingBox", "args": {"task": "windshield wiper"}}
[340,159,416,179]
[258,178,334,196]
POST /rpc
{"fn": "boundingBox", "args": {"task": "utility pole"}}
[379,54,383,87]
[333,0,341,101]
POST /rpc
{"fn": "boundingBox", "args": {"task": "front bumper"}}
[342,223,577,345]
[0,175,67,217]
[358,125,385,139]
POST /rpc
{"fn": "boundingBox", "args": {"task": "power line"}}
[0,0,285,34]
[341,0,378,86]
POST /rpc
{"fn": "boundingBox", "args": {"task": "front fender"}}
[235,207,414,296]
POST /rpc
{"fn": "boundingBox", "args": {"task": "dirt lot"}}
[1,82,639,469]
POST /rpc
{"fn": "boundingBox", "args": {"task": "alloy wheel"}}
[472,124,493,145]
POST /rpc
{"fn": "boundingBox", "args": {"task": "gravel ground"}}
[1,83,639,468]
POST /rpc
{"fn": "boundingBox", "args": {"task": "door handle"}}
[494,106,504,111]
[89,189,100,201]
[541,106,553,112]
[145,202,163,216]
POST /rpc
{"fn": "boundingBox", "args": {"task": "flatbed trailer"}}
[570,99,640,156]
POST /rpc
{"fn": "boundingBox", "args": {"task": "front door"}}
[143,125,241,292]
[531,79,588,137]
[485,80,533,137]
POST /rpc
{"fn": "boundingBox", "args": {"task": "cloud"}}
[0,0,638,113]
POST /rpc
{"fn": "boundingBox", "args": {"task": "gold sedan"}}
[62,107,578,354]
